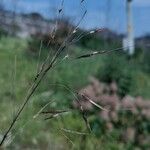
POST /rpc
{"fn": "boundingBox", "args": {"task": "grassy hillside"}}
[0,36,149,149]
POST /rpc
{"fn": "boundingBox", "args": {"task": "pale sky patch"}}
[133,0,150,7]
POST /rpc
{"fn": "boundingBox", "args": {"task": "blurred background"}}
[0,0,150,149]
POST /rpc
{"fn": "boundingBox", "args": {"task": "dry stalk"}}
[0,1,126,146]
[0,6,87,146]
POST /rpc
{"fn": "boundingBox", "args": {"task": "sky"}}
[2,0,150,37]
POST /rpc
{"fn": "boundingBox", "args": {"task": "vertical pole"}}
[11,0,18,36]
[104,0,111,48]
[126,0,135,55]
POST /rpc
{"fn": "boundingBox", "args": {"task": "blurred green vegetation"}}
[0,33,150,149]
[0,28,8,37]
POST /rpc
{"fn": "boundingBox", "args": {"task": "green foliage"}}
[79,34,105,50]
[0,36,150,149]
[97,54,134,97]
[78,32,121,51]
[139,49,150,74]
[0,28,8,37]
